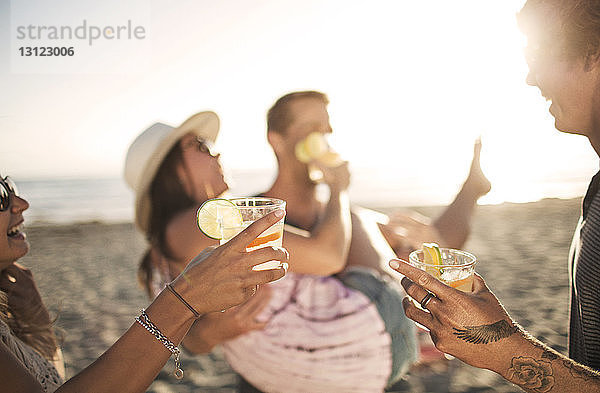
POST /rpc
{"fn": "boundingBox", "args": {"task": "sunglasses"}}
[182,137,218,157]
[0,176,19,212]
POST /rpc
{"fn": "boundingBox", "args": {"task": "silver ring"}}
[420,292,436,310]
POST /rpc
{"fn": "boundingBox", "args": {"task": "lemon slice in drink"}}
[422,242,443,278]
[197,198,243,240]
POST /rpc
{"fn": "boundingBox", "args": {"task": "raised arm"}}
[390,259,600,393]
[0,211,288,393]
[282,161,352,275]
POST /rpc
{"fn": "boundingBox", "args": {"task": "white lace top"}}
[0,318,63,392]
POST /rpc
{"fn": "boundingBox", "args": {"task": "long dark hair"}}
[139,141,196,298]
[0,289,59,361]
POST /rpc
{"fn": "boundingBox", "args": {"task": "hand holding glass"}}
[220,197,286,271]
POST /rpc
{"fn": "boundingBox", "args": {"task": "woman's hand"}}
[378,211,445,260]
[389,259,521,371]
[185,285,273,353]
[203,284,272,335]
[173,210,288,315]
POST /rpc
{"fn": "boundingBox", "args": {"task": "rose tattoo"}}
[507,356,555,393]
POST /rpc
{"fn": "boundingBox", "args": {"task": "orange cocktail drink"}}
[220,197,286,270]
[408,248,477,292]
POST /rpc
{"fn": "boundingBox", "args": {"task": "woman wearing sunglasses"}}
[0,175,287,393]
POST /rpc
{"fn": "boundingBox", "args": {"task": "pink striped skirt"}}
[223,272,393,393]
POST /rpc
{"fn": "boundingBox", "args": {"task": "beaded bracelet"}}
[135,309,184,379]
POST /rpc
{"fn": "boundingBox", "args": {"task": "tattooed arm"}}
[390,259,600,393]
[499,336,600,393]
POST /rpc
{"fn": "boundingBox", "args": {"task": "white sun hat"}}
[124,111,220,233]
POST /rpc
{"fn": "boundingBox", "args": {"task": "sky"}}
[1,0,599,205]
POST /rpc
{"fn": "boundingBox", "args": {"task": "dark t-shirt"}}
[568,169,600,370]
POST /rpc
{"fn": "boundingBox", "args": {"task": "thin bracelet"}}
[135,309,184,379]
[166,283,201,319]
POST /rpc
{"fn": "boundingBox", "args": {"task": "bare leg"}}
[432,138,491,248]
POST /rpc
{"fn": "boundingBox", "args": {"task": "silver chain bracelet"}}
[135,309,184,379]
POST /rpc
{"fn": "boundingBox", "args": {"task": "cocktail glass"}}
[408,248,476,342]
[220,197,286,271]
[408,248,477,292]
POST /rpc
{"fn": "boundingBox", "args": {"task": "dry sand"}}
[19,197,582,393]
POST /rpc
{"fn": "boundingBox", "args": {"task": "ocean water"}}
[15,168,590,226]
[18,178,135,225]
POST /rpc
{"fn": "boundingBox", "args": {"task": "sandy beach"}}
[19,197,582,393]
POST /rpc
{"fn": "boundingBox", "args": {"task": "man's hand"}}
[389,258,520,371]
[315,159,350,193]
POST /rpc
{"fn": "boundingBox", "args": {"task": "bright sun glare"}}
[3,0,597,206]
